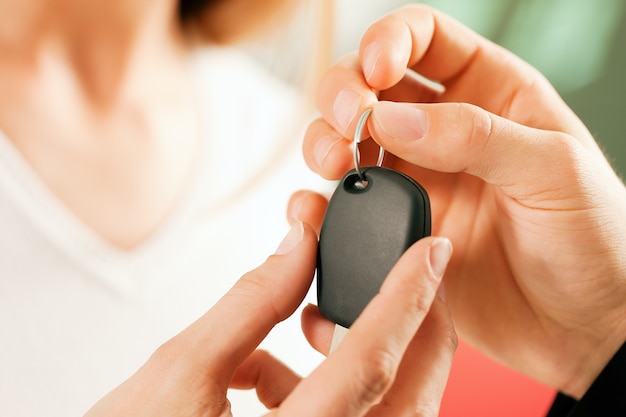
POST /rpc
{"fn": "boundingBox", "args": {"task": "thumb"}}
[369,100,586,207]
[165,222,318,385]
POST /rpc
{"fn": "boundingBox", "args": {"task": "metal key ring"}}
[353,108,385,182]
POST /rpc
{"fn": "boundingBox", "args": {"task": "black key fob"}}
[317,166,431,328]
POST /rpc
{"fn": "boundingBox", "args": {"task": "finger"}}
[302,303,456,416]
[359,4,477,90]
[269,237,453,417]
[301,304,334,355]
[303,117,352,179]
[286,190,328,235]
[316,54,446,142]
[369,100,593,207]
[303,117,382,180]
[315,4,586,161]
[368,296,457,416]
[316,4,478,139]
[168,222,318,384]
[316,54,378,138]
[301,292,459,417]
[377,69,443,103]
[230,350,301,409]
[358,4,587,136]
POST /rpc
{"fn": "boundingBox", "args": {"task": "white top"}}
[0,46,327,416]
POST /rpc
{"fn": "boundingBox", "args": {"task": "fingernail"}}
[333,89,362,133]
[288,194,304,224]
[362,42,383,83]
[314,135,342,171]
[275,222,304,255]
[374,101,428,141]
[429,238,453,281]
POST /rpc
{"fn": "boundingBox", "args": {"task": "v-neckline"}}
[0,127,208,292]
[0,45,308,294]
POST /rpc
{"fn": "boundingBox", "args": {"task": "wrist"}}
[562,315,626,399]
[551,341,626,416]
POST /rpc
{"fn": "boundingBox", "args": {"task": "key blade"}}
[329,323,349,353]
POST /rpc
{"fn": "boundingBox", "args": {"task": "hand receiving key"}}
[85,223,455,417]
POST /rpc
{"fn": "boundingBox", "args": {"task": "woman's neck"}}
[0,0,189,109]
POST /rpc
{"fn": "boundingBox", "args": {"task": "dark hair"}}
[179,0,217,21]
[177,0,298,43]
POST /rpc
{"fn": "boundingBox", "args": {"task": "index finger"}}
[270,237,453,417]
[168,223,318,384]
[359,4,577,130]
[359,4,475,89]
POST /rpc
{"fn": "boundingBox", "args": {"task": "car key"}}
[317,108,432,352]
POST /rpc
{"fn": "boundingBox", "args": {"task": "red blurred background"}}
[440,339,556,416]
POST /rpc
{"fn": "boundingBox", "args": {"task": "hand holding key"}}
[85,223,455,417]
[317,109,432,343]
[303,3,626,400]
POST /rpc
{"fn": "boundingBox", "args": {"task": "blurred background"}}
[247,0,626,415]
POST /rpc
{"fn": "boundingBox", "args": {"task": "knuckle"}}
[406,294,434,325]
[148,338,188,380]
[439,102,495,175]
[442,322,459,353]
[544,132,587,180]
[462,102,494,153]
[316,54,359,98]
[404,280,438,319]
[549,131,581,156]
[547,132,591,185]
[353,348,398,405]
[432,301,459,354]
[235,269,282,322]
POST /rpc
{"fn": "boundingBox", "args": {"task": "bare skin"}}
[85,224,457,417]
[299,4,626,399]
[1,2,459,416]
[0,0,200,249]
